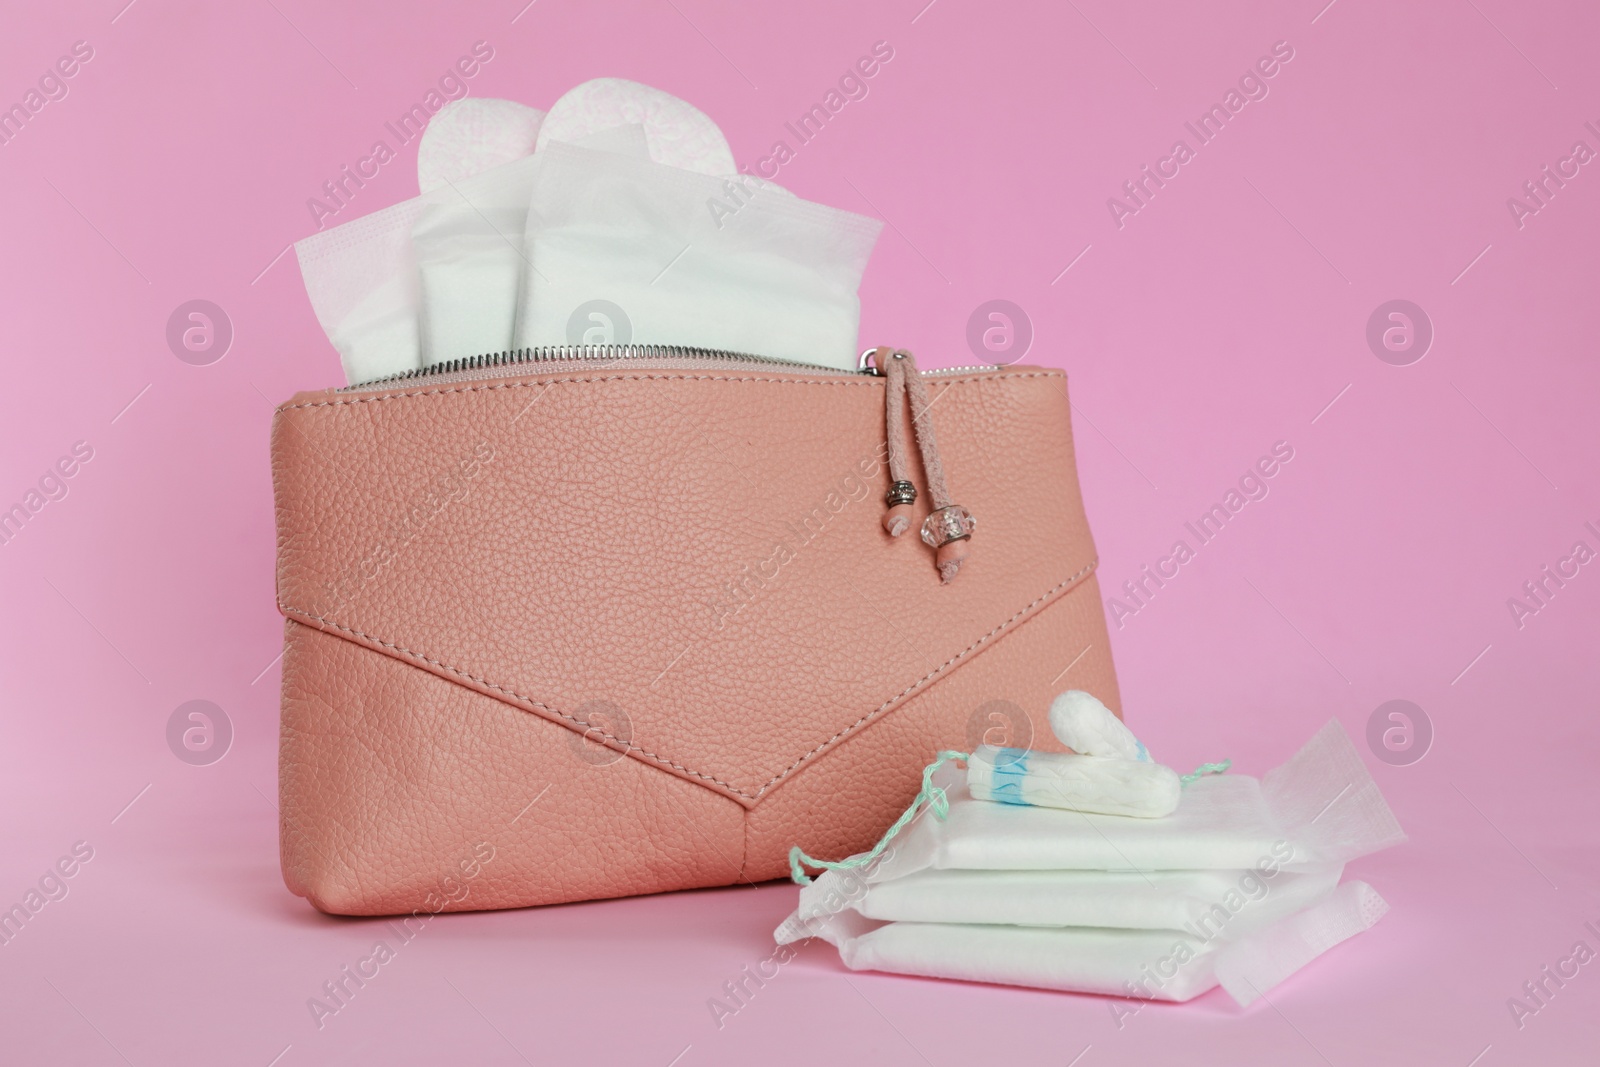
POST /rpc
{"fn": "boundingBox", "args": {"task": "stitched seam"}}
[749,558,1099,797]
[278,558,1097,802]
[274,369,1066,413]
[282,607,741,793]
[737,805,750,882]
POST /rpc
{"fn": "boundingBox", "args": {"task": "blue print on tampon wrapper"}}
[1134,740,1150,763]
[991,747,1031,805]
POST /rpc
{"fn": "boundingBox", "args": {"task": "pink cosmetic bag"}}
[271,347,1119,915]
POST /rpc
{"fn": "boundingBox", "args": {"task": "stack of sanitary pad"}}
[776,708,1405,1007]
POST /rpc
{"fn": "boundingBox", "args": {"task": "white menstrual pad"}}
[535,77,734,175]
[418,98,545,193]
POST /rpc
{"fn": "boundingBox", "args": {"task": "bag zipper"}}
[341,344,1004,392]
[342,342,990,582]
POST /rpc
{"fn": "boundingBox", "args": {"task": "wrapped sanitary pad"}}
[799,862,1344,933]
[513,142,882,370]
[413,124,649,365]
[535,77,735,175]
[298,125,656,383]
[296,197,432,385]
[871,719,1404,879]
[417,97,545,193]
[778,880,1390,1006]
[411,154,540,366]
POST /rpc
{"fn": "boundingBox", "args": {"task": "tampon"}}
[966,744,1180,818]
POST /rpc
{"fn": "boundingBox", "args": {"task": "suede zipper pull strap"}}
[869,347,975,582]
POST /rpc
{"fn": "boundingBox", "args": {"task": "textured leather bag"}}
[271,347,1120,916]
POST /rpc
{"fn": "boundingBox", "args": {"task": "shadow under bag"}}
[270,356,1119,915]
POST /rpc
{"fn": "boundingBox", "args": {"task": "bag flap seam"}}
[277,557,1097,802]
[748,558,1097,797]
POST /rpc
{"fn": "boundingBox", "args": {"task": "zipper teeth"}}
[342,343,804,391]
[341,346,1011,392]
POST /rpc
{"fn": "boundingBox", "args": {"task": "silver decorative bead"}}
[885,480,917,507]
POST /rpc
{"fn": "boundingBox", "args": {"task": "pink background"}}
[2,0,1598,1063]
